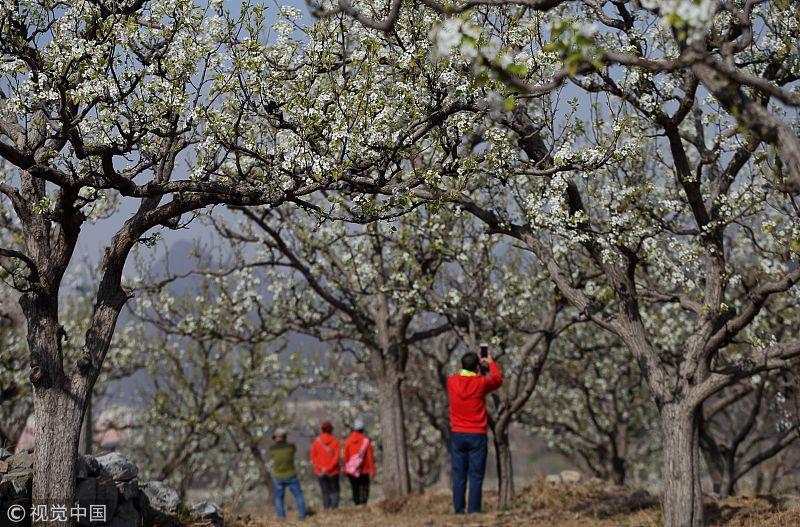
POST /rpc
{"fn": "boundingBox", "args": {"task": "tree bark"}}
[78,395,92,456]
[720,463,736,499]
[700,429,724,495]
[22,292,86,527]
[245,435,275,503]
[494,425,515,508]
[376,371,412,498]
[610,423,628,486]
[20,306,78,527]
[661,404,704,527]
[611,455,626,486]
[32,387,82,527]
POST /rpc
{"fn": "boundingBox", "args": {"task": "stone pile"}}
[0,449,223,526]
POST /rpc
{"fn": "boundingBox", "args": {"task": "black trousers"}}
[318,475,340,509]
[348,474,370,505]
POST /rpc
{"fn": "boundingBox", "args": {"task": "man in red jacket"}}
[447,349,502,514]
[310,421,341,510]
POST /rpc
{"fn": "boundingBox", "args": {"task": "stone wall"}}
[0,449,223,527]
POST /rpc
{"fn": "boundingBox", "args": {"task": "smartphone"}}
[479,342,488,358]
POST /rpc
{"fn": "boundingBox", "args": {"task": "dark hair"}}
[461,352,479,372]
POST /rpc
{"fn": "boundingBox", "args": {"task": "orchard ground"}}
[230,478,800,527]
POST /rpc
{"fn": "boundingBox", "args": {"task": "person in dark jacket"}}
[447,349,503,514]
[310,421,341,510]
[343,419,375,505]
[269,427,307,520]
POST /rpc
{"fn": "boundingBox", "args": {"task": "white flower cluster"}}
[641,0,717,43]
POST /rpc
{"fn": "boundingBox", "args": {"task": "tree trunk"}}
[611,455,626,486]
[720,458,736,498]
[763,461,781,494]
[700,442,724,495]
[661,404,704,527]
[494,424,514,508]
[440,449,452,488]
[247,440,275,503]
[22,293,93,527]
[78,394,92,456]
[377,373,412,498]
[32,388,83,527]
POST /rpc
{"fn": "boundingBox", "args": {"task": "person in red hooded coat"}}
[310,421,341,509]
[447,349,502,514]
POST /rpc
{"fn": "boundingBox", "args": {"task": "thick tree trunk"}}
[78,395,92,456]
[23,295,88,527]
[661,404,704,527]
[377,373,412,498]
[494,425,514,508]
[32,388,83,527]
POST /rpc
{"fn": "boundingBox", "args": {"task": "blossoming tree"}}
[211,203,461,498]
[0,0,460,517]
[323,2,800,525]
[127,266,324,501]
[525,327,660,486]
[700,367,800,497]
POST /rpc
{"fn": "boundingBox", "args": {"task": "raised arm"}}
[482,359,503,393]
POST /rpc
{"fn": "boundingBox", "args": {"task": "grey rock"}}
[75,455,104,479]
[1,468,32,495]
[10,472,32,494]
[190,500,224,527]
[8,451,33,470]
[141,481,180,515]
[96,452,138,481]
[108,499,140,527]
[75,476,119,522]
[75,477,97,504]
[116,479,139,501]
[560,470,582,484]
[85,455,106,477]
[545,474,561,484]
[96,476,120,519]
[75,456,89,479]
[0,447,12,460]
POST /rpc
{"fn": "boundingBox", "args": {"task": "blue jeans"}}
[273,475,307,519]
[451,432,488,514]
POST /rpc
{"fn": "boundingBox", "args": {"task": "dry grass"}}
[227,478,800,527]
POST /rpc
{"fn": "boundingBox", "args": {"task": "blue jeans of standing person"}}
[273,475,308,519]
[451,432,488,514]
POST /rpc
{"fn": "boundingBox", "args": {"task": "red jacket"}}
[343,431,376,477]
[310,432,341,476]
[447,361,503,434]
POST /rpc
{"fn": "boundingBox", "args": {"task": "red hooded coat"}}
[447,361,503,434]
[310,432,341,476]
[343,430,376,477]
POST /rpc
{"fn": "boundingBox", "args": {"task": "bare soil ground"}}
[229,478,800,527]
